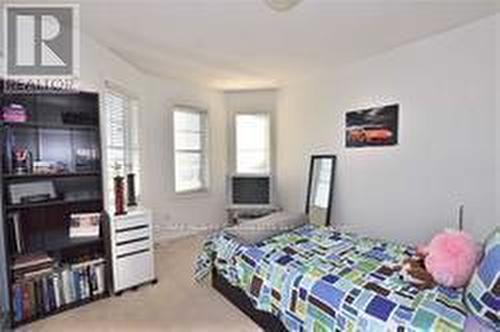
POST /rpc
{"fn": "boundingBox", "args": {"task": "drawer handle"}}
[116,225,148,233]
[117,248,150,259]
[116,236,149,246]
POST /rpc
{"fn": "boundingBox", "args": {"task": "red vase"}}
[114,176,126,215]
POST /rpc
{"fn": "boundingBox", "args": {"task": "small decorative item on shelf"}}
[32,160,68,174]
[113,162,126,216]
[12,148,32,175]
[75,148,98,172]
[114,176,126,215]
[69,212,101,238]
[1,103,28,123]
[127,173,137,207]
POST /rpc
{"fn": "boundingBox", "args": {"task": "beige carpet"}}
[18,235,260,332]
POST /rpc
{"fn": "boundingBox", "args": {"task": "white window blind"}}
[174,107,208,193]
[236,113,270,174]
[104,86,141,206]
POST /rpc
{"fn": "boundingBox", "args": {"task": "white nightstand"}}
[110,209,157,294]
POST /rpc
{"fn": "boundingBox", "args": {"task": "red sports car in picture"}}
[347,125,394,145]
[346,104,399,147]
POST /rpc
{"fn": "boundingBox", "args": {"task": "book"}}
[31,280,38,319]
[61,269,72,305]
[22,283,31,320]
[47,276,56,311]
[53,273,61,308]
[20,267,53,279]
[89,266,98,296]
[73,270,81,301]
[95,264,105,295]
[11,257,106,322]
[42,277,50,314]
[13,253,53,271]
[28,281,36,319]
[13,284,23,322]
[35,279,44,317]
[69,213,101,238]
[11,213,24,254]
[84,269,90,299]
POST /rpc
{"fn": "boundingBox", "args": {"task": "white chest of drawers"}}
[110,209,156,293]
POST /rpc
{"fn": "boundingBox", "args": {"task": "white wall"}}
[277,15,498,245]
[142,76,227,241]
[496,14,500,226]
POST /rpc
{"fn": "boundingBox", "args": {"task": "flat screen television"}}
[231,176,270,206]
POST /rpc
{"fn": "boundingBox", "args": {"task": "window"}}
[236,113,270,174]
[104,85,141,207]
[174,107,208,193]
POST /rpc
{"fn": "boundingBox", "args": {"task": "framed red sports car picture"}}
[345,104,399,148]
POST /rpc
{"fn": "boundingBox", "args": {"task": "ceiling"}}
[5,0,500,89]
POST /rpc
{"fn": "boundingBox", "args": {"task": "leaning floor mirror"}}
[306,155,336,226]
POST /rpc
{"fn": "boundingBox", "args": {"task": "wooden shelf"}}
[46,233,102,252]
[3,172,101,180]
[6,198,102,211]
[46,237,103,252]
[2,121,98,131]
[11,232,102,255]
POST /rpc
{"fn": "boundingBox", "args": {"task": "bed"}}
[195,224,468,331]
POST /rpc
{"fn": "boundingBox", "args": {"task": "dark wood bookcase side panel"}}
[0,84,108,327]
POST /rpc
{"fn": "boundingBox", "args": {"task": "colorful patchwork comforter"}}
[195,225,468,331]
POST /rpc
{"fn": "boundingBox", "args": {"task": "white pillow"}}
[226,211,307,245]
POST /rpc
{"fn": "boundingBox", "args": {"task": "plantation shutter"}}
[104,84,141,206]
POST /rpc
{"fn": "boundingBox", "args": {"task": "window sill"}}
[174,188,210,199]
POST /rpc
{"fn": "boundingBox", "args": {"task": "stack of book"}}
[12,253,54,279]
[12,257,106,323]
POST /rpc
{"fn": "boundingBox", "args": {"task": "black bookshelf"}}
[6,198,102,211]
[3,171,100,180]
[0,81,110,328]
[2,121,98,131]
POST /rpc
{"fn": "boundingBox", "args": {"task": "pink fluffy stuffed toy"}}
[419,230,479,288]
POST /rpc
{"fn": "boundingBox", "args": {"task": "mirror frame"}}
[305,155,336,226]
